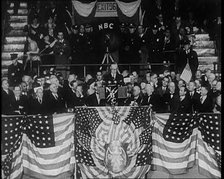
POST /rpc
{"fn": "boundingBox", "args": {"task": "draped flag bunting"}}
[1,109,221,179]
[152,113,221,178]
[115,0,141,17]
[71,0,141,24]
[74,106,152,178]
[72,0,97,17]
[1,114,76,179]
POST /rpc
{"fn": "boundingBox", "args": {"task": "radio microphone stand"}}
[100,46,115,71]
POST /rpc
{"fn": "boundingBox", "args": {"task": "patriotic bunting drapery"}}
[75,107,152,178]
[115,0,141,17]
[152,113,221,178]
[1,107,221,179]
[71,0,141,24]
[72,0,97,17]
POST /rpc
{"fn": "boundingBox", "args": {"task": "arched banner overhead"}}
[72,0,141,25]
[72,0,97,17]
[115,0,141,17]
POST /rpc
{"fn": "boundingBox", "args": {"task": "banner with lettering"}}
[95,1,118,17]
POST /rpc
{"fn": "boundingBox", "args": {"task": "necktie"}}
[148,96,151,103]
[200,97,203,104]
[54,94,58,100]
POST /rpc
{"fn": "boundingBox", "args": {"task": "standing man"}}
[176,39,198,81]
[2,78,14,114]
[148,24,164,74]
[8,53,24,86]
[53,31,71,79]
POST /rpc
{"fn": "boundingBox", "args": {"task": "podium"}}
[97,86,128,105]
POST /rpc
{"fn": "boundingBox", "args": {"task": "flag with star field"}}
[74,106,153,178]
[1,113,76,179]
[153,112,221,178]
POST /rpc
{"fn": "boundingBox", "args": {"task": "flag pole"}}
[71,0,75,25]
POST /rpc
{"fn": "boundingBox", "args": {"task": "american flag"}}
[180,63,192,83]
[1,113,76,179]
[75,106,152,178]
[163,113,198,143]
[1,115,25,179]
[152,113,221,178]
[197,113,221,177]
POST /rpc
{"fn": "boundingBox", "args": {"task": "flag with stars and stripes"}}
[162,113,198,143]
[197,113,221,177]
[74,106,153,178]
[1,115,25,179]
[152,113,221,178]
[1,113,76,179]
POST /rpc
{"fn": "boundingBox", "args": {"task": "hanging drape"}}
[72,0,97,17]
[115,0,141,17]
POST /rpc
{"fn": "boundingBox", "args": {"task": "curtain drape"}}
[72,0,97,17]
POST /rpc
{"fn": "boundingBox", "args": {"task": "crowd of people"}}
[2,62,221,115]
[2,0,221,115]
[6,0,219,79]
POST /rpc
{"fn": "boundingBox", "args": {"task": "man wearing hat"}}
[123,23,140,68]
[176,39,198,80]
[8,53,24,86]
[148,23,164,74]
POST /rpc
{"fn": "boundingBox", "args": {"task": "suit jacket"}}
[8,63,24,86]
[12,94,28,114]
[177,96,192,113]
[155,86,169,97]
[196,96,214,113]
[188,91,201,113]
[124,95,143,106]
[103,72,124,86]
[163,92,180,113]
[86,93,102,106]
[176,49,199,78]
[28,96,47,115]
[142,93,162,112]
[44,91,65,114]
[1,88,15,114]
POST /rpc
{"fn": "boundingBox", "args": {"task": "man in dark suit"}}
[124,85,143,106]
[176,39,198,80]
[28,86,47,115]
[155,76,170,97]
[1,78,15,114]
[103,63,124,105]
[103,63,124,86]
[155,76,170,111]
[64,80,78,108]
[85,79,102,106]
[11,85,28,114]
[163,81,179,113]
[8,53,24,86]
[196,85,214,113]
[187,80,200,113]
[44,83,65,114]
[142,83,161,112]
[177,86,192,113]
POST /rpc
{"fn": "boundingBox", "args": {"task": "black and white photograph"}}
[1,0,221,178]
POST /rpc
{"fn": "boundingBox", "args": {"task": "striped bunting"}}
[22,113,76,178]
[152,113,197,174]
[75,106,152,178]
[152,113,221,178]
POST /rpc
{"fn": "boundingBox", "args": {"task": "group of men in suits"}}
[3,60,219,115]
